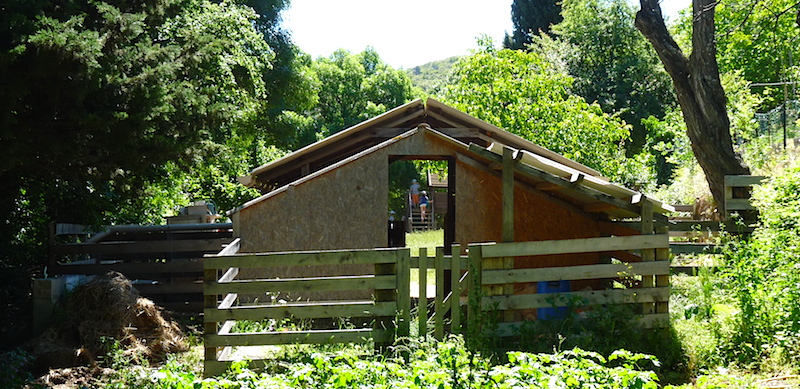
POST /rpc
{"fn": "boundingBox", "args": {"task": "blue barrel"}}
[537,280,570,320]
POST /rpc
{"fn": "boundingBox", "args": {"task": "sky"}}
[281,0,691,70]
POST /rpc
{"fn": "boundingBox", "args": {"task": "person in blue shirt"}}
[419,191,429,221]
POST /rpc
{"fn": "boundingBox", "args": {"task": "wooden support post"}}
[500,147,515,322]
[640,199,655,315]
[397,248,411,338]
[203,267,220,376]
[450,244,461,334]
[655,226,670,316]
[418,248,428,338]
[502,146,514,243]
[375,257,397,351]
[467,244,483,337]
[434,247,445,340]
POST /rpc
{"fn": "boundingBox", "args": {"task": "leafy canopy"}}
[440,40,630,179]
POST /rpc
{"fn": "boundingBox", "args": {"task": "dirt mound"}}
[26,271,188,372]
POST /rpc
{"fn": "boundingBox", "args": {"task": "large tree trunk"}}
[635,0,750,215]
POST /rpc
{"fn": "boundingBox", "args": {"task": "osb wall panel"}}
[233,130,460,301]
[455,160,604,271]
[238,129,458,253]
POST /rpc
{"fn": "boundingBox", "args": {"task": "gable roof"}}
[238,98,672,218]
[242,98,601,189]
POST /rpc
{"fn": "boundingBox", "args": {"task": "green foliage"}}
[543,0,675,156]
[406,56,461,94]
[439,39,632,181]
[667,162,800,372]
[304,48,415,143]
[714,0,800,111]
[503,0,563,50]
[0,0,292,348]
[87,337,662,388]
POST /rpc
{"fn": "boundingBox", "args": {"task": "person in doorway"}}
[419,191,429,221]
[409,178,421,207]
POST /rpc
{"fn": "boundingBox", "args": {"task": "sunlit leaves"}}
[440,42,630,178]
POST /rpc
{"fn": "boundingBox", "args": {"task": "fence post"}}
[656,226,670,316]
[450,244,462,334]
[640,199,655,315]
[397,248,411,338]
[418,248,428,338]
[467,244,483,337]
[375,251,398,351]
[203,266,219,376]
[434,247,445,340]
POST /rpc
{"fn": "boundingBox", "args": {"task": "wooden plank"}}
[410,256,470,270]
[725,198,755,211]
[418,248,429,337]
[481,234,669,259]
[204,301,396,322]
[204,248,402,270]
[450,245,462,333]
[668,220,754,233]
[204,267,219,365]
[216,238,241,256]
[205,328,389,347]
[669,242,721,254]
[502,147,514,243]
[467,144,644,217]
[218,267,238,283]
[489,313,670,337]
[134,282,203,294]
[397,249,411,338]
[218,293,238,309]
[724,175,766,187]
[54,238,229,256]
[205,275,395,295]
[52,259,204,276]
[481,287,670,311]
[467,244,484,333]
[159,301,204,313]
[434,247,445,340]
[482,261,670,285]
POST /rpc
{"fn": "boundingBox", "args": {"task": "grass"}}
[404,229,443,291]
[405,228,444,257]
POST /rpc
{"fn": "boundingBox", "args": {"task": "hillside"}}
[406,56,461,93]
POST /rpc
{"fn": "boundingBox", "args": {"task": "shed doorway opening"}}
[387,157,455,253]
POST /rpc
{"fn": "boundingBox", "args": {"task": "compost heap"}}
[28,271,188,371]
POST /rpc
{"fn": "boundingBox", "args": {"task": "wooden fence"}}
[50,223,233,313]
[468,234,671,336]
[667,175,765,267]
[204,236,669,375]
[203,243,411,376]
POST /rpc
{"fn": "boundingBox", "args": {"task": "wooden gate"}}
[203,243,411,376]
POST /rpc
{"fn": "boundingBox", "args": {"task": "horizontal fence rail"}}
[50,223,233,313]
[203,235,672,376]
[203,246,410,376]
[468,234,671,337]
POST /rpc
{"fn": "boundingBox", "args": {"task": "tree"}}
[300,48,415,144]
[440,40,631,178]
[504,0,563,50]
[635,0,750,212]
[0,0,281,264]
[713,0,800,110]
[547,0,674,157]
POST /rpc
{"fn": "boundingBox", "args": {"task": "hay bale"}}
[28,271,187,370]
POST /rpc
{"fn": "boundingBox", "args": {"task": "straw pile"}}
[28,271,188,370]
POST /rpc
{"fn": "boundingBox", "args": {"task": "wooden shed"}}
[201,99,673,369]
[232,98,670,253]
